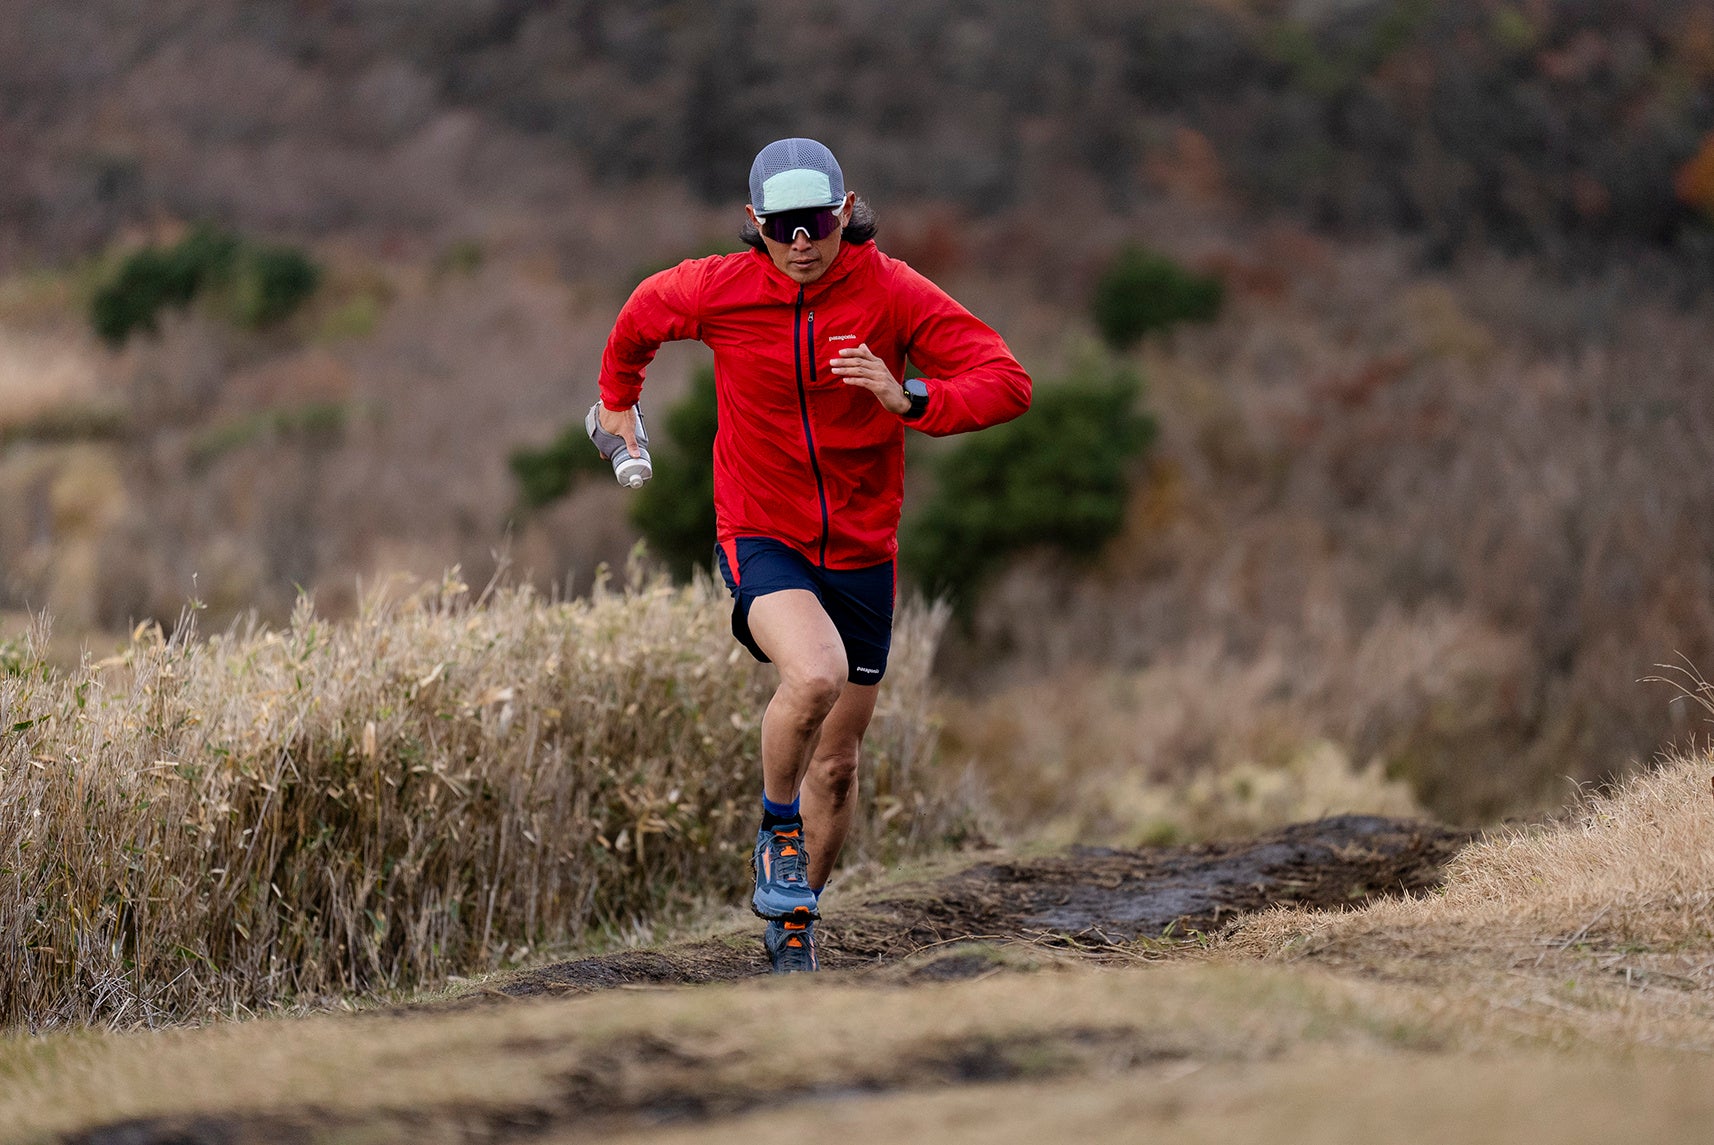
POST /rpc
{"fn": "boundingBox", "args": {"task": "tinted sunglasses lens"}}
[763,209,839,243]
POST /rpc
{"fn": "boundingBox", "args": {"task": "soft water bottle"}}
[584,403,652,488]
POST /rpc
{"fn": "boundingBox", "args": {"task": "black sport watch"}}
[902,377,930,421]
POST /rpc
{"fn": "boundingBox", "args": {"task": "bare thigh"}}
[746,589,847,688]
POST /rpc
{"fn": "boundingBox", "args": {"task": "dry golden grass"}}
[0,964,1343,1137]
[1230,750,1714,951]
[1225,750,1714,1039]
[1,744,1712,1142]
[595,1052,1714,1145]
[2,955,1708,1143]
[0,569,955,1031]
[943,641,1433,846]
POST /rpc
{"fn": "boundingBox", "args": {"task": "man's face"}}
[747,193,855,285]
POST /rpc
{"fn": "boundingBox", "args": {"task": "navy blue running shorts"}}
[715,537,895,684]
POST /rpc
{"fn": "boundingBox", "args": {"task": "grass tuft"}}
[0,571,955,1030]
[1226,751,1714,977]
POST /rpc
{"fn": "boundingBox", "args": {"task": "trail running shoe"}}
[763,917,819,974]
[750,823,819,921]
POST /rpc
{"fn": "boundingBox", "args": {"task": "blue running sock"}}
[760,794,800,832]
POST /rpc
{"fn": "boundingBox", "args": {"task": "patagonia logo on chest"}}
[827,334,859,342]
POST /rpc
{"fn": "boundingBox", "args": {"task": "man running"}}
[594,138,1030,973]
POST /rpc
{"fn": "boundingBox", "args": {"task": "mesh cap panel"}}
[749,138,845,214]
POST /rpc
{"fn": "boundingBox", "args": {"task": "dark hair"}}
[740,196,878,250]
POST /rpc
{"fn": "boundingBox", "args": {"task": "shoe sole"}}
[751,900,819,923]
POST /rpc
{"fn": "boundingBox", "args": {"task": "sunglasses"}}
[758,207,842,244]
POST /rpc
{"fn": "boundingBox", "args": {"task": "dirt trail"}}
[499,814,1467,996]
[66,815,1469,1145]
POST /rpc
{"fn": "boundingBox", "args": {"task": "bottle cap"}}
[614,456,651,488]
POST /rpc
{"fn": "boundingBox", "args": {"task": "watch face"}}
[902,377,929,421]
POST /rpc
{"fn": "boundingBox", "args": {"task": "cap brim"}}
[755,201,843,217]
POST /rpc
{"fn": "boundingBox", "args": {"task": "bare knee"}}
[776,665,845,732]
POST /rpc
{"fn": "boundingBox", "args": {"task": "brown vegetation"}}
[0,4,1711,1136]
[1229,748,1714,1001]
[944,227,1714,825]
[6,2,1712,276]
[0,572,953,1029]
[0,2,1708,859]
[2,753,1710,1144]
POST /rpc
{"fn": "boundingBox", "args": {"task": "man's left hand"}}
[831,344,910,415]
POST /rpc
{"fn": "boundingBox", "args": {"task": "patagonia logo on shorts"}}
[855,665,880,675]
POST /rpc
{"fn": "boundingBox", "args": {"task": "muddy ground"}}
[70,815,1469,1145]
[497,813,1468,995]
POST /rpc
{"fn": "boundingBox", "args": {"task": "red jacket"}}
[599,240,1032,569]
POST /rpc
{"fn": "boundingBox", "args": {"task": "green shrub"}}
[631,367,719,580]
[901,367,1155,607]
[508,418,615,510]
[510,368,720,582]
[90,250,200,345]
[1091,246,1224,350]
[227,243,321,329]
[89,225,320,345]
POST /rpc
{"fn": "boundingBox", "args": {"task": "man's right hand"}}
[597,403,641,458]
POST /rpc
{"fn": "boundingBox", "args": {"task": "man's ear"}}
[840,192,856,222]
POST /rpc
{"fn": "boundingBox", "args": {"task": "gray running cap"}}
[749,138,845,215]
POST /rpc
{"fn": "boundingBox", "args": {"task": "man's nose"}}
[790,229,813,250]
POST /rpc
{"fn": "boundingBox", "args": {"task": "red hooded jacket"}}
[599,240,1032,570]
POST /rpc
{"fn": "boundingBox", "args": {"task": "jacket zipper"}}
[793,291,831,566]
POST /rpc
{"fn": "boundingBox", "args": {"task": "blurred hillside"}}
[2,0,1714,822]
[5,1,1714,272]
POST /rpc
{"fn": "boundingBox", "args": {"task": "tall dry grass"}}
[0,567,954,1031]
[942,601,1506,843]
[1227,750,1714,990]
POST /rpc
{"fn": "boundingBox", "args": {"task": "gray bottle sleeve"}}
[585,403,649,460]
